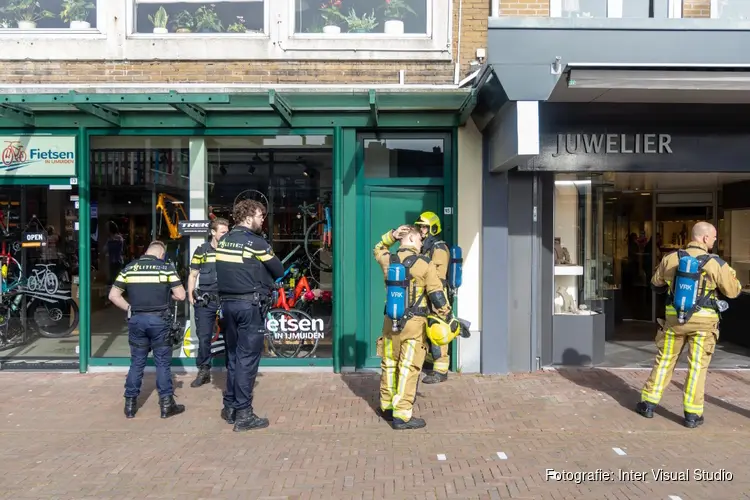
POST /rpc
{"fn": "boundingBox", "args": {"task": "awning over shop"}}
[0,89,477,129]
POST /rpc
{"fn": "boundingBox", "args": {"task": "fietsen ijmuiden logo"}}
[1,141,75,171]
[266,315,325,340]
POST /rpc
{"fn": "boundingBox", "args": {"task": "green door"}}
[358,186,442,369]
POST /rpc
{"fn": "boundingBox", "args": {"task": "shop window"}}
[549,0,655,18]
[362,137,444,178]
[203,135,334,360]
[294,0,429,35]
[0,184,80,361]
[553,176,605,315]
[89,137,190,358]
[131,0,265,34]
[0,0,99,29]
[711,0,750,20]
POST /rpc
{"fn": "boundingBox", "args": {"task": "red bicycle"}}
[1,141,26,167]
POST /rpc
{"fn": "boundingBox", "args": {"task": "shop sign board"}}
[178,220,211,236]
[0,135,76,177]
[21,231,48,248]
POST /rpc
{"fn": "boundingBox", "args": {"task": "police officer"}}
[414,211,452,384]
[108,240,187,419]
[638,222,741,428]
[187,218,229,388]
[215,199,283,432]
[374,225,451,430]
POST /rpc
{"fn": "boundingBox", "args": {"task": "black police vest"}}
[194,242,218,292]
[115,255,181,313]
[215,227,275,295]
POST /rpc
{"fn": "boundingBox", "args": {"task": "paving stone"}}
[0,369,747,499]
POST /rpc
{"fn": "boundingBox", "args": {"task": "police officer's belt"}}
[197,290,220,302]
[220,292,262,302]
[131,308,169,315]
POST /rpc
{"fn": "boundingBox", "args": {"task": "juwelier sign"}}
[553,133,673,157]
[0,136,76,177]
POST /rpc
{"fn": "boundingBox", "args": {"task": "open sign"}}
[21,231,47,248]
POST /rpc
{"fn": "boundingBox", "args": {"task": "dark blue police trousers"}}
[221,299,265,412]
[194,300,219,369]
[124,313,174,399]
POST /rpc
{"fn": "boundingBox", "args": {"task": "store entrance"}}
[597,173,750,368]
[0,184,80,366]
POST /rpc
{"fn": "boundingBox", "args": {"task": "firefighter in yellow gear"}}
[374,225,451,429]
[414,211,452,384]
[638,222,741,428]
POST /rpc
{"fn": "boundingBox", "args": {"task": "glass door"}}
[0,184,80,362]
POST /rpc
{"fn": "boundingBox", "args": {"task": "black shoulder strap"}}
[389,253,399,265]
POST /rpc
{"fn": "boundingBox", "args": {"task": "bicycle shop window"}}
[361,134,446,178]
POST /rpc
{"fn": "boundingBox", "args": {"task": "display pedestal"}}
[719,292,750,349]
[552,313,606,366]
[590,297,615,341]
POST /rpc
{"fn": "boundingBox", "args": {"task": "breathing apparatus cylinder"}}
[448,246,463,290]
[673,254,700,324]
[385,263,408,332]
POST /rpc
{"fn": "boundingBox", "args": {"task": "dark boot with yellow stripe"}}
[635,401,655,418]
[392,416,426,430]
[684,412,704,429]
[422,372,447,384]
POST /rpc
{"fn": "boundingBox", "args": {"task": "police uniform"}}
[215,225,283,431]
[189,241,220,386]
[374,231,451,429]
[638,241,742,427]
[115,255,185,418]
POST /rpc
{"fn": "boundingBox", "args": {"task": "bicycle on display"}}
[304,203,332,274]
[27,263,59,295]
[233,189,269,210]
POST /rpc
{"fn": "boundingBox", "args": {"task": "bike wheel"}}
[26,275,38,292]
[265,308,303,358]
[44,272,59,295]
[292,303,321,359]
[29,298,79,339]
[233,189,269,209]
[304,220,333,273]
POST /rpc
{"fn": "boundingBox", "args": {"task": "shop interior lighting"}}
[554,180,591,186]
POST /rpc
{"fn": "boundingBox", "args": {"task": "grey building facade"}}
[474,12,750,374]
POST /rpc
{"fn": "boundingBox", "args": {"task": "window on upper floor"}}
[711,0,750,20]
[293,0,429,35]
[547,0,684,18]
[129,0,266,34]
[0,0,101,30]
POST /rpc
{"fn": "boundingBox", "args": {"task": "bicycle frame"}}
[155,193,188,240]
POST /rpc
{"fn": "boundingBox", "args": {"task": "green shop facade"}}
[0,89,476,373]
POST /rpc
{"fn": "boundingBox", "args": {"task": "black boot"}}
[635,401,656,418]
[684,412,705,429]
[124,397,138,419]
[221,406,236,424]
[392,416,426,430]
[232,408,269,432]
[422,372,448,384]
[190,367,211,388]
[378,408,393,421]
[159,395,185,419]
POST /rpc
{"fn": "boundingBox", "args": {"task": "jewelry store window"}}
[551,174,607,366]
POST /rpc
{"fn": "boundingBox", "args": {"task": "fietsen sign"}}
[553,133,673,157]
[0,136,76,177]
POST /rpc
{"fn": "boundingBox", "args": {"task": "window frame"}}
[710,0,750,19]
[0,0,107,37]
[126,0,270,37]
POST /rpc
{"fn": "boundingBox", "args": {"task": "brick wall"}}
[683,0,711,17]
[0,1,488,86]
[499,0,550,16]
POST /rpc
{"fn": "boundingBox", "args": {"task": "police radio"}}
[673,254,701,324]
[385,262,408,332]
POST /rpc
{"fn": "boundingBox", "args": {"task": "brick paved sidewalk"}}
[0,368,749,500]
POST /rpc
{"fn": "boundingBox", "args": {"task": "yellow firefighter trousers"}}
[378,316,428,422]
[425,342,450,374]
[641,319,718,416]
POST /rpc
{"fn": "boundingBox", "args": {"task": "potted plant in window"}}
[171,10,194,33]
[343,8,378,34]
[148,6,169,34]
[319,0,343,34]
[60,0,95,29]
[194,4,223,33]
[0,0,54,30]
[227,15,247,33]
[380,0,416,35]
